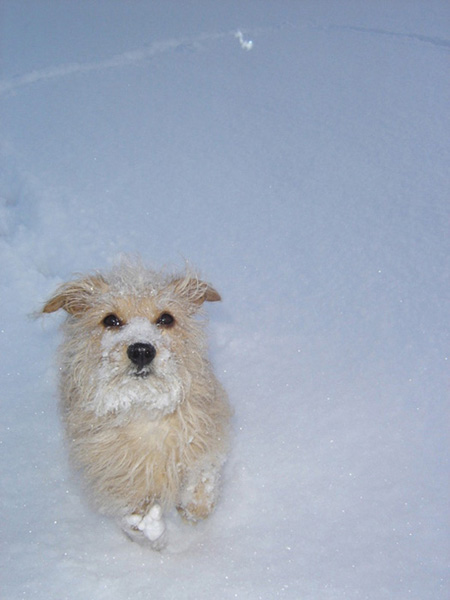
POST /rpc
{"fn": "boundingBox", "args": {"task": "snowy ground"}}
[1,2,449,599]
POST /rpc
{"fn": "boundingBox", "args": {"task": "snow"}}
[235,31,254,51]
[1,1,449,598]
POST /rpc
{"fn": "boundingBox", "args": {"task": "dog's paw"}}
[138,504,166,542]
[122,504,167,549]
[178,468,219,522]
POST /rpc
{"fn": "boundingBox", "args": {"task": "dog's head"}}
[42,262,221,419]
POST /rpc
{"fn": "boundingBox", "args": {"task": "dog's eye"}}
[156,312,175,327]
[102,314,123,328]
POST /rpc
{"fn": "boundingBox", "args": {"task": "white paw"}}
[124,513,144,529]
[122,504,167,549]
[137,504,166,542]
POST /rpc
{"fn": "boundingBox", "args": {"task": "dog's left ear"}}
[171,276,221,306]
[42,275,108,315]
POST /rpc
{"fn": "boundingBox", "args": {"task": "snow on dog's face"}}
[43,261,221,419]
[91,314,184,418]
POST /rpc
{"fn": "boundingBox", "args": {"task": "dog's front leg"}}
[177,460,222,522]
[121,504,167,549]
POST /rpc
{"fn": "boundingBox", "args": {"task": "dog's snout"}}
[127,343,156,370]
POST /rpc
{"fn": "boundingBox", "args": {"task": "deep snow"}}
[1,1,449,599]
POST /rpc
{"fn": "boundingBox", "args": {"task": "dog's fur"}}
[42,260,231,547]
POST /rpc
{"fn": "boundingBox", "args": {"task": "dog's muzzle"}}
[127,342,156,372]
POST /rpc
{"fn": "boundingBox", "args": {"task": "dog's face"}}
[43,264,220,419]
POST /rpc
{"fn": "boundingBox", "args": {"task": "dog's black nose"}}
[127,343,156,370]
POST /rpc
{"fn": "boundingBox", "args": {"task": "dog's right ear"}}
[170,276,221,306]
[42,275,108,315]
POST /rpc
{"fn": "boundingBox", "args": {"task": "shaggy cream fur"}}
[42,260,231,548]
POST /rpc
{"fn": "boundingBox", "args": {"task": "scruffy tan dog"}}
[42,260,231,548]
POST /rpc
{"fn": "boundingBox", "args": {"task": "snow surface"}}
[1,1,449,598]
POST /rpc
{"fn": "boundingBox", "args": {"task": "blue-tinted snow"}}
[1,1,449,599]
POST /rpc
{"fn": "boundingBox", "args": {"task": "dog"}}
[42,259,231,548]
